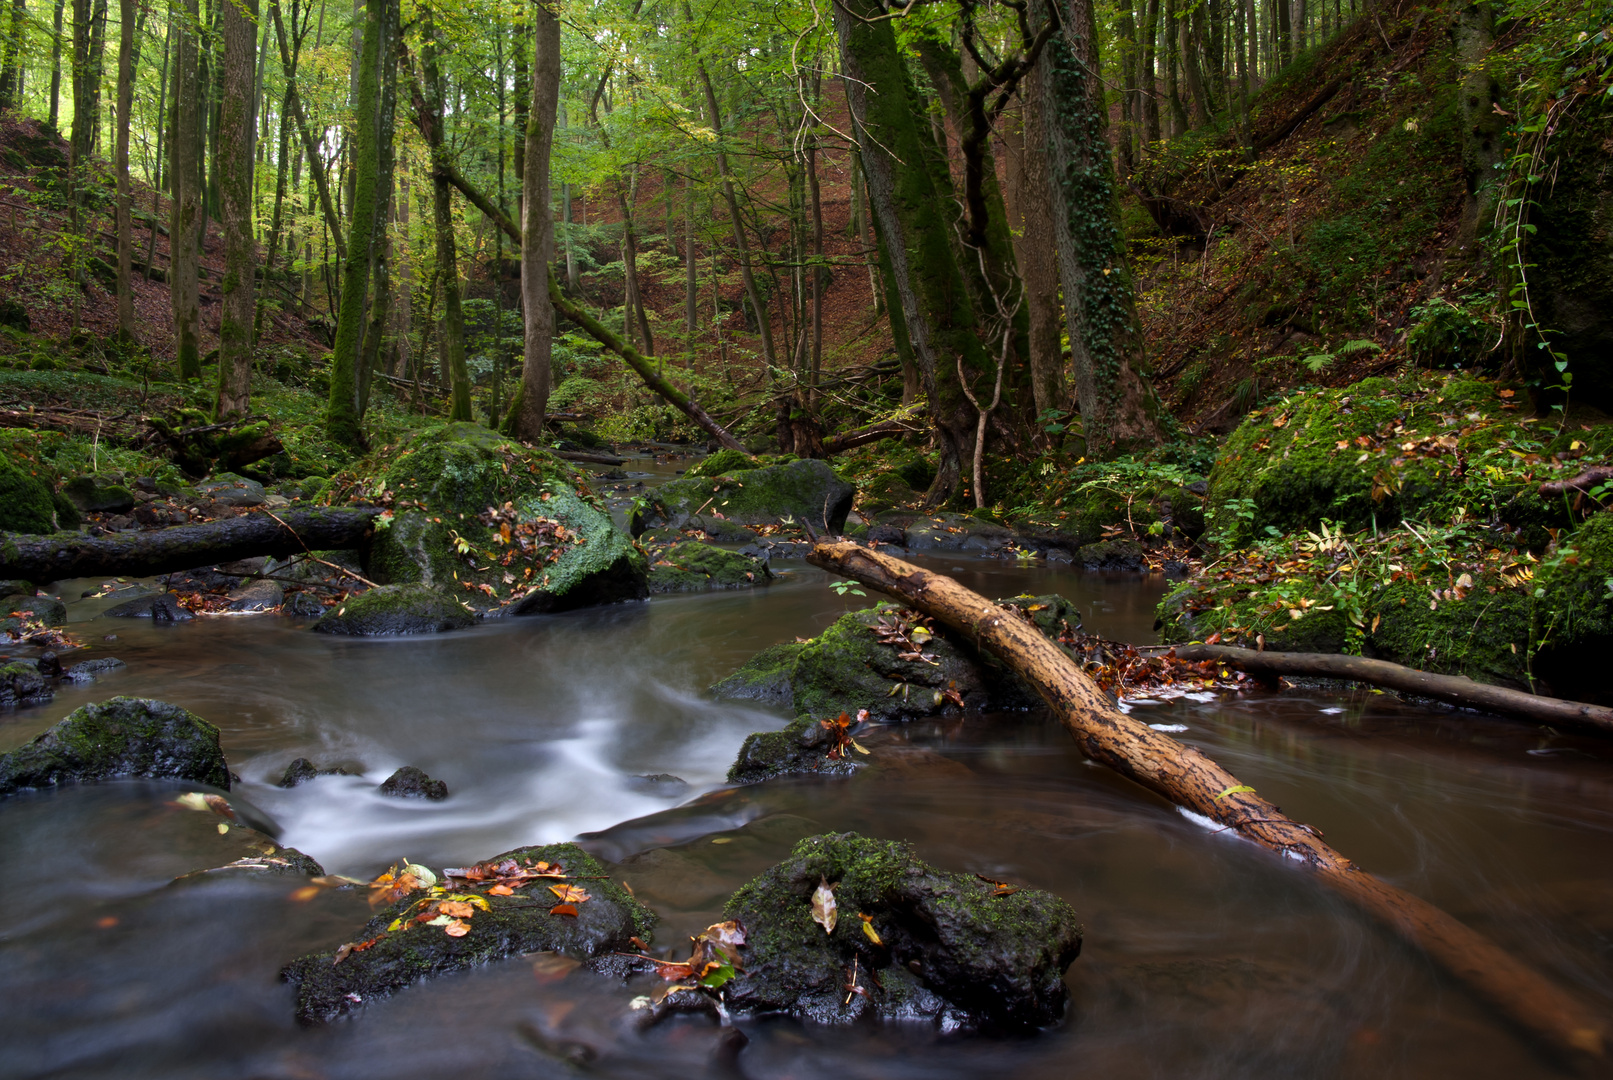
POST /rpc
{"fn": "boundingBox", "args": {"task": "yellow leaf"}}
[859,913,882,946]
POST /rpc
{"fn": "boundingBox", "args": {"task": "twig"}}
[261,510,380,588]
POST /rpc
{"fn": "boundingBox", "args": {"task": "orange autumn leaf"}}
[444,919,471,937]
[438,900,476,919]
[549,903,579,917]
[287,885,321,903]
[549,883,590,903]
[487,884,514,896]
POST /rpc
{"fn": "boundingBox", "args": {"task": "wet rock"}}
[728,716,866,784]
[378,765,448,800]
[0,452,68,533]
[179,840,326,879]
[195,472,267,507]
[312,584,476,636]
[281,842,655,1024]
[1073,539,1147,571]
[278,758,320,787]
[720,833,1081,1029]
[633,459,854,535]
[647,542,772,593]
[0,661,52,706]
[227,580,283,612]
[34,651,63,678]
[103,591,193,621]
[1,593,68,632]
[60,475,136,515]
[63,657,127,683]
[357,423,647,615]
[280,590,327,618]
[0,697,230,796]
[1162,560,1190,579]
[628,773,690,795]
[0,579,34,600]
[865,523,908,545]
[903,513,1014,553]
[685,448,755,478]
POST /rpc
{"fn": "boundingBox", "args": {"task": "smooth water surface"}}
[3,552,1612,1080]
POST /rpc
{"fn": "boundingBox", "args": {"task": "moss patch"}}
[647,541,771,593]
[638,459,855,534]
[0,697,229,795]
[312,584,478,636]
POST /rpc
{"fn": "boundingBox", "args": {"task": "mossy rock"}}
[1073,539,1147,571]
[0,661,51,707]
[686,447,755,478]
[0,697,230,796]
[311,584,477,636]
[721,833,1082,1029]
[0,579,34,599]
[2,593,67,629]
[281,843,655,1025]
[728,715,867,784]
[350,423,648,614]
[1533,514,1613,703]
[647,541,772,593]
[60,474,135,514]
[634,458,855,535]
[0,451,62,533]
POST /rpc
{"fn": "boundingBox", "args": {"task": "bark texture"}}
[807,540,1606,1064]
[169,0,202,380]
[511,2,560,442]
[215,0,258,420]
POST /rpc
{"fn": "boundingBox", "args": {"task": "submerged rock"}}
[103,591,193,621]
[276,757,355,787]
[0,661,51,706]
[1073,539,1147,571]
[280,590,327,618]
[0,697,230,796]
[720,833,1081,1029]
[63,656,125,683]
[312,584,476,636]
[633,458,854,535]
[378,765,448,800]
[352,423,647,615]
[281,843,655,1024]
[227,580,283,612]
[647,542,772,593]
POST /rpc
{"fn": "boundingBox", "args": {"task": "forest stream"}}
[4,461,1613,1079]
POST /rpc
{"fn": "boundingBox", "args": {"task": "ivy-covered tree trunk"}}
[169,0,202,380]
[833,0,986,505]
[324,0,388,445]
[508,0,559,442]
[215,0,258,420]
[1032,0,1163,457]
[415,5,472,422]
[113,0,134,343]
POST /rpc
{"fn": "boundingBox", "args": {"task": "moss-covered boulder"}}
[0,451,63,533]
[647,541,771,593]
[685,448,755,478]
[634,458,855,535]
[60,474,135,514]
[1533,513,1613,703]
[728,716,866,784]
[1073,539,1147,571]
[0,697,230,796]
[311,584,477,636]
[0,661,51,706]
[345,423,647,615]
[281,843,655,1024]
[2,592,67,636]
[721,833,1082,1029]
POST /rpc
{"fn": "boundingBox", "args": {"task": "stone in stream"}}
[103,591,194,621]
[2,593,68,635]
[353,423,647,615]
[378,765,448,800]
[226,580,283,612]
[280,590,328,618]
[631,458,855,536]
[1073,539,1148,571]
[0,661,52,706]
[646,541,771,593]
[63,657,127,683]
[0,697,230,796]
[60,474,137,515]
[281,842,655,1024]
[276,757,355,787]
[716,832,1081,1030]
[312,584,477,636]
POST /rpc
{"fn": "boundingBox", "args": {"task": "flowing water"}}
[4,478,1613,1078]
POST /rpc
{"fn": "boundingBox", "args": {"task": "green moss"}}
[1533,514,1613,702]
[647,541,771,593]
[686,448,755,478]
[0,697,229,795]
[0,451,58,533]
[643,459,855,533]
[312,584,478,636]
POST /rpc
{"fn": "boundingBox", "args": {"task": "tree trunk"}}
[113,0,134,342]
[169,0,203,380]
[807,539,1607,1066]
[0,508,381,581]
[49,0,65,126]
[1140,0,1161,143]
[1003,79,1065,424]
[1454,0,1504,244]
[1033,0,1164,457]
[356,7,398,418]
[414,9,471,422]
[1181,4,1211,127]
[508,0,558,442]
[271,0,345,266]
[215,0,257,420]
[0,0,25,110]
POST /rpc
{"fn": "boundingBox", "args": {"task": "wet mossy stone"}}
[312,584,476,636]
[60,475,136,514]
[647,542,772,593]
[1533,513,1613,703]
[3,592,67,628]
[728,716,865,784]
[0,661,51,706]
[103,591,193,621]
[0,579,34,599]
[721,833,1082,1029]
[686,448,755,478]
[62,657,126,683]
[0,697,230,796]
[0,451,59,533]
[358,423,647,615]
[714,596,1084,725]
[1073,539,1147,571]
[377,765,448,800]
[195,472,266,507]
[281,842,655,1025]
[634,459,854,535]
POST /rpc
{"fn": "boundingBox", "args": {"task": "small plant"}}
[829,579,866,597]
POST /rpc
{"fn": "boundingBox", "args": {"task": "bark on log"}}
[1539,467,1613,498]
[1163,644,1613,735]
[0,508,381,582]
[822,418,922,456]
[806,539,1606,1064]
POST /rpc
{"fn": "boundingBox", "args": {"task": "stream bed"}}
[4,543,1613,1079]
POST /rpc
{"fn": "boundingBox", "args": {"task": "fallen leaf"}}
[812,877,838,935]
[487,884,515,896]
[438,900,476,919]
[859,913,883,946]
[288,885,321,903]
[549,903,579,918]
[1214,785,1257,800]
[444,919,471,937]
[549,883,591,904]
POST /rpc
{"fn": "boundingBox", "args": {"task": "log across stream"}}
[1,549,1611,1078]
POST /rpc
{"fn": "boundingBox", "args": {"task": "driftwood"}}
[1539,467,1613,498]
[0,507,381,582]
[1165,644,1613,735]
[806,539,1605,1064]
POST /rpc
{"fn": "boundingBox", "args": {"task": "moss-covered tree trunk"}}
[1033,0,1163,457]
[323,0,388,445]
[113,0,135,343]
[833,0,986,505]
[1453,0,1504,245]
[1003,77,1066,423]
[214,0,257,420]
[356,3,399,418]
[509,0,559,442]
[168,0,202,380]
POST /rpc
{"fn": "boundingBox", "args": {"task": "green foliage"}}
[1406,295,1499,369]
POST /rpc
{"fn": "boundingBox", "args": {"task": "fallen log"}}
[0,507,382,582]
[1539,466,1613,498]
[822,418,923,456]
[806,539,1605,1064]
[1164,644,1613,735]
